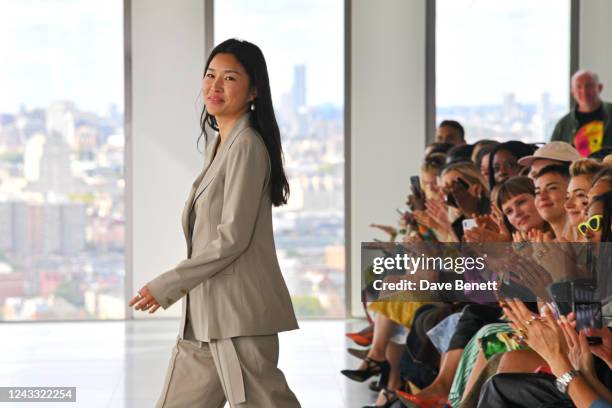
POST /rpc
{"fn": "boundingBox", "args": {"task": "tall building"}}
[60,202,87,255]
[46,101,76,147]
[34,135,76,194]
[24,133,45,182]
[292,65,307,112]
[0,201,86,256]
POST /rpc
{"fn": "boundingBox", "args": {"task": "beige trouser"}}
[155,333,301,408]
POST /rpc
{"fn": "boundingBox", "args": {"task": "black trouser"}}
[447,304,503,350]
[477,373,574,408]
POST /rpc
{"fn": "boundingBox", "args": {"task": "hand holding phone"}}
[409,176,425,211]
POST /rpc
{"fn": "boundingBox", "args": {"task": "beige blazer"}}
[147,113,298,341]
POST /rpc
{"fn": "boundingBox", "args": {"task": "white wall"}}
[129,0,206,318]
[580,0,612,100]
[350,0,427,316]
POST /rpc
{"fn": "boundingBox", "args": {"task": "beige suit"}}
[148,113,300,407]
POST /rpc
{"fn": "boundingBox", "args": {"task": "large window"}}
[215,0,345,317]
[436,0,571,143]
[0,0,125,320]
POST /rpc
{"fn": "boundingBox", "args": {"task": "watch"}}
[555,370,580,394]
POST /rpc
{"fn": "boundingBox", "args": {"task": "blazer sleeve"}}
[147,136,270,309]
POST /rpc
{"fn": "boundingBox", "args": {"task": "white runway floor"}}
[1,319,375,407]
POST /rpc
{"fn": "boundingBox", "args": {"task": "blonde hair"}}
[441,161,490,195]
[569,158,605,178]
[603,154,612,167]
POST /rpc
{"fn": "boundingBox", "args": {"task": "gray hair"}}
[571,69,601,86]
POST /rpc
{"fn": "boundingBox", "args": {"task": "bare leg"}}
[461,348,487,399]
[416,348,463,398]
[496,349,545,373]
[373,341,404,405]
[357,313,396,369]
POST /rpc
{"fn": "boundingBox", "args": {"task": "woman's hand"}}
[449,179,480,216]
[502,299,570,375]
[464,213,511,243]
[509,255,553,301]
[424,198,452,234]
[370,223,398,240]
[587,326,612,369]
[128,285,161,314]
[530,240,578,281]
[559,316,596,377]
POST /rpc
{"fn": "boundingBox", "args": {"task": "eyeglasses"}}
[577,214,603,236]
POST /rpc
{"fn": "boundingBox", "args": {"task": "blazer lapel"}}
[181,134,221,244]
[189,113,252,209]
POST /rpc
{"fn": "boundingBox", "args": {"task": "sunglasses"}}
[577,214,603,236]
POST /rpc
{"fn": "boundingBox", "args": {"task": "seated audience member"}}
[478,299,612,408]
[422,162,490,242]
[420,153,447,201]
[345,152,450,408]
[533,164,571,240]
[497,176,547,235]
[471,140,498,163]
[488,141,537,189]
[473,141,500,185]
[446,144,475,165]
[436,120,466,146]
[425,142,455,158]
[518,141,581,179]
[433,178,551,407]
[565,159,606,235]
[552,69,612,157]
[580,190,612,243]
[588,167,612,204]
[478,178,612,408]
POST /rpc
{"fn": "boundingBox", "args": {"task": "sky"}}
[0,0,124,114]
[214,0,344,108]
[0,0,574,115]
[437,0,571,107]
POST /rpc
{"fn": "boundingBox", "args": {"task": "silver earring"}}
[250,101,255,111]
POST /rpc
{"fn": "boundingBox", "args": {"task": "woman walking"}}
[128,38,301,408]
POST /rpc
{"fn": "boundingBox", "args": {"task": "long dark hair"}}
[199,39,289,206]
[592,190,612,242]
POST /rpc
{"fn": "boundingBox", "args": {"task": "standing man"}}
[436,120,466,145]
[551,69,612,156]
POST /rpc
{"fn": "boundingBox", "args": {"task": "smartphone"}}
[409,176,426,211]
[396,207,409,215]
[410,176,422,197]
[462,218,477,231]
[571,279,603,337]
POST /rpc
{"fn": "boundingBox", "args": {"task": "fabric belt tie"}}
[209,338,246,405]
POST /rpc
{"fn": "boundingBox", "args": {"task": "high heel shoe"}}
[346,324,374,346]
[347,347,370,360]
[396,389,449,408]
[340,357,390,385]
[362,388,398,408]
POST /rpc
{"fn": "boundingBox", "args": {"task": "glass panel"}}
[215,0,345,317]
[436,0,571,143]
[0,0,125,320]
